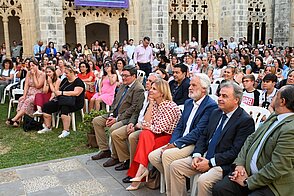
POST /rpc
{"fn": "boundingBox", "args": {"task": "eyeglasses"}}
[80,65,86,68]
[121,74,131,78]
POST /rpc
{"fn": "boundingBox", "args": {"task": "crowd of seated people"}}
[1,36,294,195]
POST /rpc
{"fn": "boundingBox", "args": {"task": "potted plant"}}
[78,109,107,148]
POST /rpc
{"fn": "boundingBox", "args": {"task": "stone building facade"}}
[0,0,293,58]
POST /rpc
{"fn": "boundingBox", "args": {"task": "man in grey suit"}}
[213,85,294,196]
[91,65,145,162]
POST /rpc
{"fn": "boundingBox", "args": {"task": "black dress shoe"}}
[103,158,120,167]
[91,150,111,160]
[122,176,132,183]
[115,160,130,171]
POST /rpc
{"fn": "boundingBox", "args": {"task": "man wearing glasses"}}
[91,66,145,166]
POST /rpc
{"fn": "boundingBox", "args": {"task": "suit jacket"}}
[111,80,145,125]
[169,77,190,105]
[193,107,255,176]
[235,114,294,196]
[170,96,218,148]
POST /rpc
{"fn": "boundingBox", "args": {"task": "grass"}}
[0,102,97,169]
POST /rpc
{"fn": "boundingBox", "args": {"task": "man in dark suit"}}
[91,65,145,161]
[169,63,190,105]
[213,85,294,196]
[149,73,218,195]
[169,81,255,196]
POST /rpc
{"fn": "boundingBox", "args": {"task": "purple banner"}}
[74,0,129,8]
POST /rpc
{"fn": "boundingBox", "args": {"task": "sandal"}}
[6,118,14,126]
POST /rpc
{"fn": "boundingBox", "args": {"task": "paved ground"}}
[0,153,164,196]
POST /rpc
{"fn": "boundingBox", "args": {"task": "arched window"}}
[247,0,266,46]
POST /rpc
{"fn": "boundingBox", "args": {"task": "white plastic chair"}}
[209,94,219,103]
[1,72,21,104]
[7,88,23,118]
[55,112,77,131]
[178,104,184,112]
[210,84,219,95]
[137,70,145,84]
[242,105,271,130]
[213,77,224,84]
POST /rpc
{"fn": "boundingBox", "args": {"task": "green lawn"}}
[0,103,97,169]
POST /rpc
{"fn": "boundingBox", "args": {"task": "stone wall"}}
[220,0,248,41]
[139,0,169,44]
[273,0,291,47]
[34,0,65,51]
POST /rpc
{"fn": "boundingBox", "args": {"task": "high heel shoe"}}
[126,182,141,191]
[130,169,149,182]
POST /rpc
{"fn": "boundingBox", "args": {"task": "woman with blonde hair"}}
[125,79,181,191]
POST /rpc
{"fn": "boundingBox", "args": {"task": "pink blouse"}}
[143,100,181,134]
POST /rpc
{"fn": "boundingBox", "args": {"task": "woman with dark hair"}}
[157,55,169,70]
[6,60,45,127]
[116,58,126,85]
[45,42,57,58]
[155,68,169,81]
[40,64,85,138]
[277,69,294,88]
[212,56,227,80]
[78,62,96,100]
[0,59,15,101]
[17,58,30,81]
[83,44,92,56]
[33,66,61,116]
[252,56,264,74]
[112,44,128,63]
[89,61,117,111]
[239,55,251,74]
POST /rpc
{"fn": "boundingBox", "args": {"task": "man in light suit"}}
[148,73,218,195]
[213,85,294,196]
[169,82,255,196]
[91,65,145,161]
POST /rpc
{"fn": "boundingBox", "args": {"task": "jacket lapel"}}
[190,96,208,129]
[209,110,223,139]
[256,115,294,158]
[217,107,242,145]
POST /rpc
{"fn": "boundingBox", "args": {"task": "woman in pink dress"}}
[89,61,117,111]
[6,60,45,127]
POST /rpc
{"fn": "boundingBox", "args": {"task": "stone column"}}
[110,20,120,47]
[2,17,11,58]
[198,21,202,46]
[273,0,291,47]
[178,20,182,45]
[258,22,262,42]
[188,20,192,42]
[19,18,28,58]
[219,0,248,40]
[34,0,65,51]
[252,23,255,46]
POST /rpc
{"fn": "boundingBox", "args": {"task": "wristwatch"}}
[243,178,248,187]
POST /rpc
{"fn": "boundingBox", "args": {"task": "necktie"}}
[245,115,278,174]
[206,114,228,159]
[113,86,129,117]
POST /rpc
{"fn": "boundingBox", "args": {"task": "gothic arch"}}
[247,0,268,45]
[169,0,217,46]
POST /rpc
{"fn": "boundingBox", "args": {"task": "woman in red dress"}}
[126,79,181,191]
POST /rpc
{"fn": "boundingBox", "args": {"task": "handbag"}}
[22,114,43,132]
[86,132,98,148]
[146,166,160,190]
[58,95,76,106]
